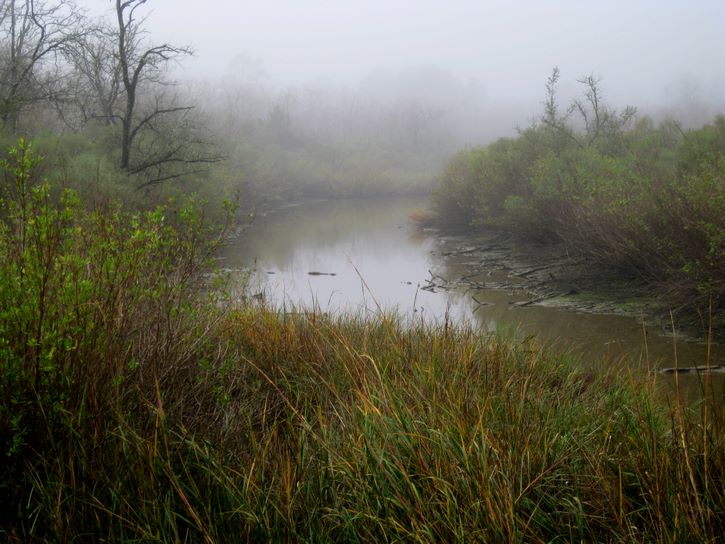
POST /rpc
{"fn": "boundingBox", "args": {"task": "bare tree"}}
[109,0,220,186]
[539,68,637,155]
[0,0,84,131]
[570,74,637,149]
[542,66,561,128]
[65,23,123,127]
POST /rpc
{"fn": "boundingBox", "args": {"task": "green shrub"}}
[677,115,725,178]
[430,82,725,320]
[431,147,483,226]
[0,140,236,539]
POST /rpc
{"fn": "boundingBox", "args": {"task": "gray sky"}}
[86,0,724,110]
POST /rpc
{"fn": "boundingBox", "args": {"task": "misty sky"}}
[83,0,724,109]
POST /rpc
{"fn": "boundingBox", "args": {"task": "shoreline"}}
[425,225,722,345]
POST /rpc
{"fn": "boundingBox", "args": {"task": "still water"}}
[218,195,722,383]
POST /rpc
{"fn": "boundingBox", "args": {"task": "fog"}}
[78,0,725,145]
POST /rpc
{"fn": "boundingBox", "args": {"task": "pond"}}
[217,195,723,399]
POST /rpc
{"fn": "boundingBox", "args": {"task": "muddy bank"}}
[426,227,715,342]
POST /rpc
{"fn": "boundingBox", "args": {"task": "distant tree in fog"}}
[0,0,84,131]
[111,0,221,185]
[66,22,123,127]
[541,67,637,156]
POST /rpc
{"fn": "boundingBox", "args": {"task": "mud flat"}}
[428,228,715,342]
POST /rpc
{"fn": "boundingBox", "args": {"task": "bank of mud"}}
[424,226,721,345]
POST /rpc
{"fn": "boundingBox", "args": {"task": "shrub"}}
[429,74,725,321]
[0,140,237,538]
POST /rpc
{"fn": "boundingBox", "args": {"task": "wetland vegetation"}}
[0,146,722,540]
[1,1,723,541]
[428,70,725,336]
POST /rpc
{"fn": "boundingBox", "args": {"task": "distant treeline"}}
[430,70,725,323]
[2,0,722,224]
[0,0,460,223]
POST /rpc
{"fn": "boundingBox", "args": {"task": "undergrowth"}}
[0,141,722,542]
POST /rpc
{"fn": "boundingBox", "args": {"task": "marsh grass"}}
[4,306,723,542]
[1,141,723,542]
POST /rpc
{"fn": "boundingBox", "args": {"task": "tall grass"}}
[0,141,722,542]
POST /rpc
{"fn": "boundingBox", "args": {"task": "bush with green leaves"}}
[431,73,725,321]
[0,140,239,535]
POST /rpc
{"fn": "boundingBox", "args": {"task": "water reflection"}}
[220,197,458,317]
[218,196,723,377]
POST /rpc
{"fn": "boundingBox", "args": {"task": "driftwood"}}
[659,365,725,374]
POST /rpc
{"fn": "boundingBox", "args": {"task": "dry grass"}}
[7,299,724,541]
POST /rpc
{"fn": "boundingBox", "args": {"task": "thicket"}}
[1,141,722,542]
[431,71,725,323]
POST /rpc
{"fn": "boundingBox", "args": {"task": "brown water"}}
[218,195,723,398]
